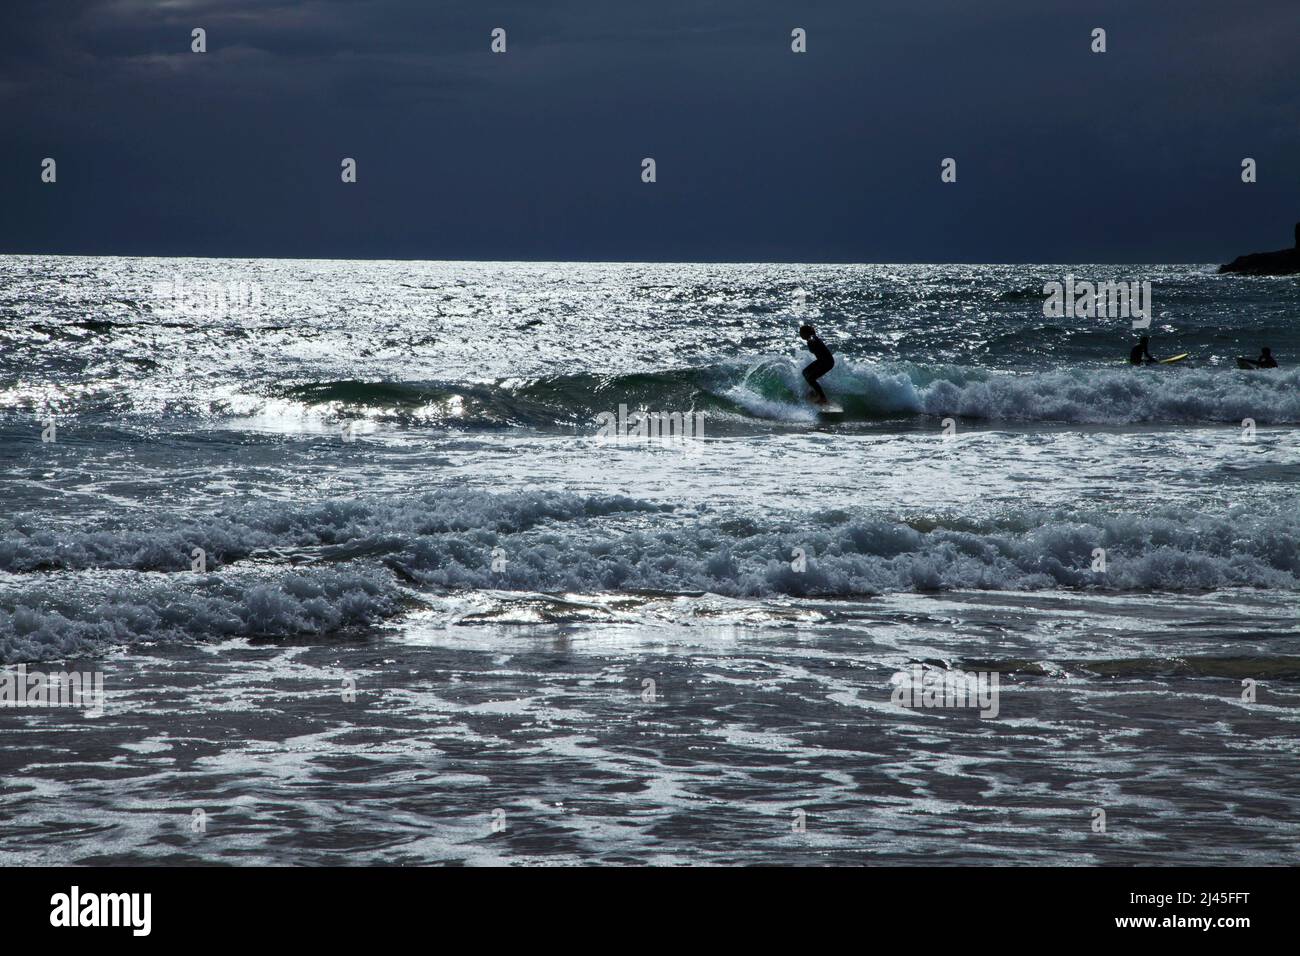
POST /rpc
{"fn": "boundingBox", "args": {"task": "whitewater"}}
[1,256,1298,864]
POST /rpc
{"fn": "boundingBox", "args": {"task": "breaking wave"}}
[3,489,1299,661]
[244,362,1300,427]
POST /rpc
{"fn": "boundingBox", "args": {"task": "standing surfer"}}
[799,324,834,404]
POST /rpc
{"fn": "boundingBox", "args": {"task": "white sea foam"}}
[3,489,1297,661]
[0,566,402,664]
[721,360,1300,424]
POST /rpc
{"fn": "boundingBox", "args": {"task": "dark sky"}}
[3,0,1298,262]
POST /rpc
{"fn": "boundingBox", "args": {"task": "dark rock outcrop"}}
[1219,222,1300,275]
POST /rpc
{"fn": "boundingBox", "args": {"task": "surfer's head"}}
[1262,347,1272,357]
[1139,336,1149,345]
[799,324,815,340]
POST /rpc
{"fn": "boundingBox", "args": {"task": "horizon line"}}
[0,250,1226,269]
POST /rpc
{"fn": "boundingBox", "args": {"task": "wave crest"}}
[3,489,1299,661]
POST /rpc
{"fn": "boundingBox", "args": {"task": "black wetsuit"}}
[1129,342,1154,365]
[802,334,834,402]
[1258,353,1278,368]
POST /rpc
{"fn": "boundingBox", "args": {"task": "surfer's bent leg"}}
[803,359,830,403]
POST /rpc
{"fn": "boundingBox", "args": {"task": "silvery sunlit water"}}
[1,256,1297,864]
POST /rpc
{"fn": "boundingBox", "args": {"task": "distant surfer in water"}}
[1243,347,1278,368]
[799,324,834,404]
[1129,335,1156,365]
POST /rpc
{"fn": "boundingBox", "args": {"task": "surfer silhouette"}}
[1129,335,1156,365]
[799,324,834,404]
[1252,347,1278,368]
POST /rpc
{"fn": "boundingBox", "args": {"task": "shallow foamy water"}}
[3,588,1297,865]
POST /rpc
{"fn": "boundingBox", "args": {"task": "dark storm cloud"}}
[3,0,1298,261]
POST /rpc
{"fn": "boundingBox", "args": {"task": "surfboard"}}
[816,403,844,415]
[1115,354,1189,366]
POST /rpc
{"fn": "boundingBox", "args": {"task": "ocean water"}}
[1,256,1298,864]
